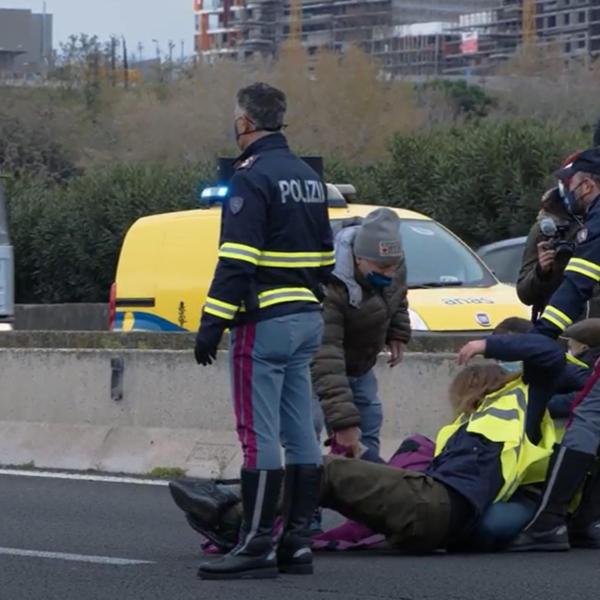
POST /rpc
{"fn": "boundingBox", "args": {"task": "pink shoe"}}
[314,519,375,544]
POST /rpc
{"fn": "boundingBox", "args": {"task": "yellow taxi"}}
[110,185,529,333]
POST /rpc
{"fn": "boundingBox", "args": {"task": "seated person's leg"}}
[467,490,537,551]
[172,457,453,555]
[321,457,450,553]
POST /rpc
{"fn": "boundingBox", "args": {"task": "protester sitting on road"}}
[170,332,565,554]
[311,208,411,458]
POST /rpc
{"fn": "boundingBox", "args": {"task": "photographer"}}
[517,186,581,320]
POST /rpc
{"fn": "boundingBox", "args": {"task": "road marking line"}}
[0,469,169,486]
[0,547,154,565]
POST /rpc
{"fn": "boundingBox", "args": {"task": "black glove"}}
[194,338,217,366]
[194,322,223,366]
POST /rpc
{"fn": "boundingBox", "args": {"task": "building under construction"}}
[193,1,600,75]
[193,1,498,60]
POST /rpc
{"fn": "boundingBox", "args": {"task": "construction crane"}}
[522,0,536,49]
[290,0,302,42]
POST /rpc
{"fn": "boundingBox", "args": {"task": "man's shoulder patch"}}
[229,196,245,215]
[235,155,260,171]
[578,228,589,243]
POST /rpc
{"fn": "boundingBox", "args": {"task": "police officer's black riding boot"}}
[277,464,322,575]
[510,445,595,552]
[198,469,283,580]
[568,459,600,548]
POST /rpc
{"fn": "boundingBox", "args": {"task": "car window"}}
[332,218,496,288]
[478,244,525,285]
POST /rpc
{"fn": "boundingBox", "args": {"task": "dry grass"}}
[4,39,600,172]
[491,44,600,133]
[107,43,421,165]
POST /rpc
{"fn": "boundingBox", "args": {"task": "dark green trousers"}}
[321,457,451,552]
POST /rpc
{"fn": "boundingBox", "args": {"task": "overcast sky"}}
[0,0,194,59]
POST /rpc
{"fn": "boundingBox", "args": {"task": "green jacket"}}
[311,226,411,432]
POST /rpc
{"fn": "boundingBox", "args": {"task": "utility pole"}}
[137,42,144,62]
[122,36,129,89]
[110,36,117,87]
[168,40,175,81]
[152,39,162,82]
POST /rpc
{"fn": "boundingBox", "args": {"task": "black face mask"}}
[233,116,257,148]
[570,181,589,215]
[233,116,284,148]
[559,180,584,216]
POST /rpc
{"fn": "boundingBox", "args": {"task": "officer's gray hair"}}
[580,171,600,188]
[237,82,287,132]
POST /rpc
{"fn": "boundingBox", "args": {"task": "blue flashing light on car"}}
[200,186,229,200]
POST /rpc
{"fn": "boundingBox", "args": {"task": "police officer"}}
[193,83,334,579]
[512,148,600,551]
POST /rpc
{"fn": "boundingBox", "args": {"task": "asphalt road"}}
[1,472,600,600]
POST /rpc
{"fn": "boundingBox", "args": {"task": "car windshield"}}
[399,220,495,288]
[331,217,496,288]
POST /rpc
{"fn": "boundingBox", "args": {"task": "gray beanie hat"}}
[353,208,403,263]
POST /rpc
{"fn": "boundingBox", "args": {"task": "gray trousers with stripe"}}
[229,311,324,470]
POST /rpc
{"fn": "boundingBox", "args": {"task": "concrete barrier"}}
[15,304,108,331]
[0,329,487,352]
[0,347,458,477]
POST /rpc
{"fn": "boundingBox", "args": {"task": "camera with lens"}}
[539,217,576,260]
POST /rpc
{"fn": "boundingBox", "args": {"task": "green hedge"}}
[333,120,587,246]
[6,164,212,303]
[5,119,590,303]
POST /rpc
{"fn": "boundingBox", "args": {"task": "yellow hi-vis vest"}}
[434,378,556,502]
